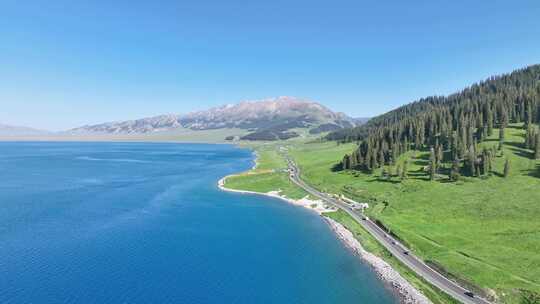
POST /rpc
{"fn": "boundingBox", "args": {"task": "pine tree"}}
[525,99,533,129]
[365,145,373,170]
[350,150,358,169]
[486,103,494,136]
[486,150,493,174]
[451,131,459,160]
[342,154,351,170]
[476,123,484,142]
[391,145,398,165]
[475,163,481,177]
[499,127,505,150]
[500,109,509,128]
[467,125,475,149]
[467,147,476,176]
[429,147,437,180]
[535,132,540,159]
[378,149,385,168]
[370,153,377,172]
[401,161,408,180]
[481,150,486,175]
[450,158,461,181]
[437,144,444,165]
[504,158,510,177]
[525,125,535,149]
[381,167,389,180]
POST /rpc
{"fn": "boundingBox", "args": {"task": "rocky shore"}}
[325,218,432,304]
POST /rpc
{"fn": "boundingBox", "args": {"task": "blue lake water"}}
[0,142,397,304]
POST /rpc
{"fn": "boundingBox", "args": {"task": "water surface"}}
[0,142,396,303]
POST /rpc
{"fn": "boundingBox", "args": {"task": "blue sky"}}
[1,0,539,130]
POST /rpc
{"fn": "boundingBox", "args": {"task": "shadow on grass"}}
[331,163,343,172]
[438,166,450,176]
[526,164,540,178]
[412,160,429,167]
[507,124,524,130]
[505,141,526,150]
[408,167,427,176]
[492,171,505,178]
[508,147,533,159]
[366,178,402,184]
[438,178,456,184]
[416,152,430,160]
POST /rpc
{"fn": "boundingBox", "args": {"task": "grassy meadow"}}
[289,124,540,303]
[223,144,308,200]
[327,210,460,304]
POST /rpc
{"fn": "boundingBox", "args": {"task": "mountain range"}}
[0,124,49,137]
[67,96,358,141]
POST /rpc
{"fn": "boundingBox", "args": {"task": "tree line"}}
[334,64,540,179]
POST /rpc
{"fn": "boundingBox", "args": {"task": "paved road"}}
[285,158,491,304]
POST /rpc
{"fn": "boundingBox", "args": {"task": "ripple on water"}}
[0,142,398,304]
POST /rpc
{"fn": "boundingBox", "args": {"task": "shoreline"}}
[218,174,431,304]
[325,218,431,304]
[218,176,335,215]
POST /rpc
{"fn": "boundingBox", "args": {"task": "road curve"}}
[285,158,491,304]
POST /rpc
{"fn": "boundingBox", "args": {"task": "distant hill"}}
[0,123,49,136]
[70,97,356,141]
[69,114,182,135]
[353,117,370,125]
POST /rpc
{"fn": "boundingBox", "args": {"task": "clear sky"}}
[1,0,539,130]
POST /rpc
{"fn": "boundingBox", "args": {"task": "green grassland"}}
[326,210,460,304]
[289,124,540,303]
[223,144,308,200]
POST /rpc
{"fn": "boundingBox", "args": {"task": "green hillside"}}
[223,144,308,200]
[289,125,540,303]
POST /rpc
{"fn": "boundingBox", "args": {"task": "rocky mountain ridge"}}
[69,97,356,140]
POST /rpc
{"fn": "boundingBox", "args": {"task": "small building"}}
[340,195,369,211]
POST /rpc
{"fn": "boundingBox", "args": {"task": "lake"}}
[0,142,396,303]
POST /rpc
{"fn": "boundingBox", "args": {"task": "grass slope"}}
[223,144,308,200]
[327,210,459,304]
[290,124,540,303]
